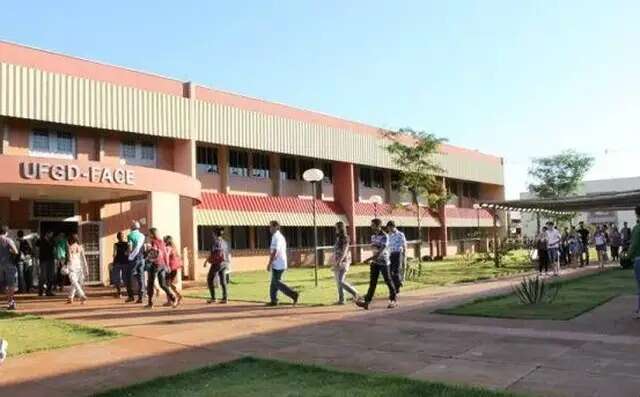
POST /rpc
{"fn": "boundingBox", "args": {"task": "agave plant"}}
[513,276,560,305]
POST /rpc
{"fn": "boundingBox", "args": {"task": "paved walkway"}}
[1,266,639,397]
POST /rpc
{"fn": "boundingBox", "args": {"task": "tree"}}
[528,150,595,226]
[528,150,595,198]
[385,128,448,259]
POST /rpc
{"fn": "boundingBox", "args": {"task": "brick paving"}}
[1,265,638,397]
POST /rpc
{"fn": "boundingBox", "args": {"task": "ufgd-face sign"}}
[20,162,135,185]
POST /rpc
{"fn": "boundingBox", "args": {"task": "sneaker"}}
[135,298,143,304]
[145,303,154,309]
[0,339,8,364]
[265,301,278,307]
[292,292,299,306]
[6,300,16,311]
[335,301,345,305]
[355,299,369,310]
[124,297,135,303]
[387,301,398,309]
[45,292,56,297]
[634,311,640,320]
[162,302,172,307]
[207,299,216,304]
[219,299,228,304]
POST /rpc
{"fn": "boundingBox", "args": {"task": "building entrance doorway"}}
[38,221,102,284]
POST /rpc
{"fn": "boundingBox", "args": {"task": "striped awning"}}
[352,202,441,227]
[196,193,348,226]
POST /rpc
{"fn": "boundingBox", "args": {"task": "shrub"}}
[513,276,560,304]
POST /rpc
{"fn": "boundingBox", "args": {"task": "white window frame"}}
[120,141,156,167]
[29,129,76,159]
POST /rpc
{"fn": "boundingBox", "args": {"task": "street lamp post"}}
[303,168,324,287]
[369,195,383,218]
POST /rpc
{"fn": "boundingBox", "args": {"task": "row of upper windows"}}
[28,129,156,166]
[196,146,333,183]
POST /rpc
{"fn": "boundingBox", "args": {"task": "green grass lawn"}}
[0,312,118,357]
[94,357,525,397]
[438,269,636,320]
[186,250,535,306]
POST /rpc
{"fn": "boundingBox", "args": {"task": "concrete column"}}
[249,227,256,249]
[439,178,448,256]
[353,166,360,202]
[270,153,281,196]
[333,162,358,261]
[218,146,230,193]
[149,191,183,289]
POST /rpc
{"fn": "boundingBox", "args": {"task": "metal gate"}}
[80,221,102,284]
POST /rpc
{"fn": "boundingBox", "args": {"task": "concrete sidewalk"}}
[1,265,638,397]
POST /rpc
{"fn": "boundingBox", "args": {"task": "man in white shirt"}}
[546,222,562,276]
[386,221,407,293]
[266,221,299,306]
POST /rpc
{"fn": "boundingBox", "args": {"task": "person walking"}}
[621,221,632,254]
[387,221,407,294]
[536,227,549,274]
[266,221,299,306]
[145,228,175,308]
[66,233,89,304]
[627,206,640,319]
[609,225,622,262]
[560,227,571,266]
[0,226,19,310]
[331,221,359,305]
[164,236,183,306]
[53,232,68,292]
[205,227,229,304]
[577,221,590,266]
[111,232,129,298]
[125,221,146,303]
[16,230,34,293]
[593,226,607,271]
[36,231,56,296]
[546,222,562,276]
[356,218,397,310]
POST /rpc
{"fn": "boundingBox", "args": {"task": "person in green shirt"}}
[628,206,640,319]
[53,233,68,292]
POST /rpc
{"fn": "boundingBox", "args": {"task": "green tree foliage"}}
[384,128,448,208]
[528,150,595,198]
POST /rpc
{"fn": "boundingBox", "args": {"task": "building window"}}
[281,227,298,248]
[280,156,297,180]
[121,141,156,166]
[463,182,479,199]
[300,227,314,248]
[230,226,250,249]
[196,146,219,174]
[256,227,271,249]
[32,201,76,219]
[299,159,315,178]
[29,129,76,159]
[322,162,333,184]
[229,150,249,177]
[197,226,214,251]
[360,167,383,188]
[372,169,384,188]
[251,153,270,178]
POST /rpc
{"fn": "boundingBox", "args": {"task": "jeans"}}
[207,265,228,300]
[580,244,590,266]
[147,266,174,304]
[270,269,296,303]
[38,260,56,294]
[634,257,640,312]
[389,252,404,292]
[111,262,125,292]
[538,249,549,273]
[68,267,86,300]
[128,256,146,300]
[364,264,396,303]
[333,267,358,303]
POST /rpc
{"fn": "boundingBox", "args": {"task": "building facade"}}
[0,41,505,283]
[519,176,640,238]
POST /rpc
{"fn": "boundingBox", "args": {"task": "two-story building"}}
[0,41,504,284]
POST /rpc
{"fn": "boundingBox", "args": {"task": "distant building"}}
[519,176,640,237]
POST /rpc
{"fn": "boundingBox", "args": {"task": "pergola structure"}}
[479,189,640,265]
